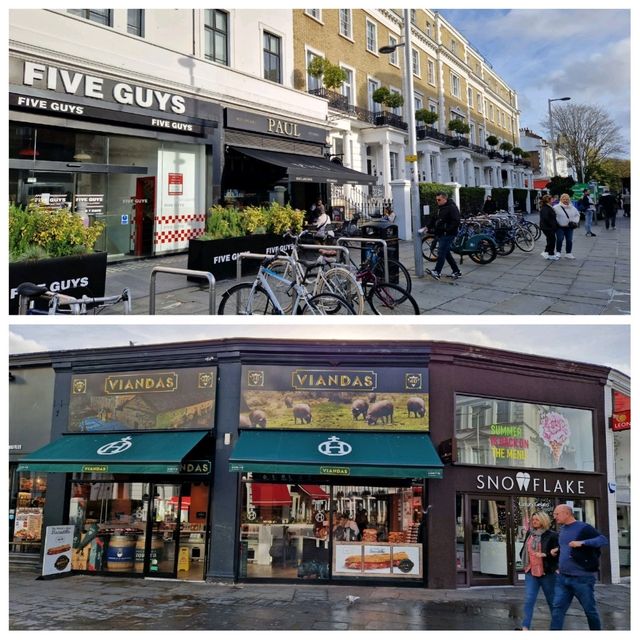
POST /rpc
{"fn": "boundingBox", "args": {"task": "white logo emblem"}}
[516,472,531,491]
[97,436,133,456]
[318,436,352,457]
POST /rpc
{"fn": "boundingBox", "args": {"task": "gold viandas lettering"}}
[292,370,376,390]
[104,373,178,394]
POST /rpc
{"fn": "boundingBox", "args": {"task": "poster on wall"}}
[42,525,74,576]
[68,368,217,432]
[240,365,429,431]
[13,507,43,542]
[333,542,422,578]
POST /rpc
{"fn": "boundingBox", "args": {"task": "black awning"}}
[231,147,377,185]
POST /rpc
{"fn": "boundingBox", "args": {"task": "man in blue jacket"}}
[549,504,609,630]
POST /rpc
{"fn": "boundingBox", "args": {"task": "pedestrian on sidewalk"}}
[553,194,580,259]
[578,189,597,237]
[516,511,558,630]
[539,194,560,260]
[427,192,462,280]
[549,504,609,630]
[599,191,618,230]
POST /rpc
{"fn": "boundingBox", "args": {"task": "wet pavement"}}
[9,564,630,631]
[101,212,630,316]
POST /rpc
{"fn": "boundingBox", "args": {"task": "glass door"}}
[468,496,511,586]
[147,483,183,578]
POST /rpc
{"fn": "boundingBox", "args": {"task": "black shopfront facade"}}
[9,55,223,259]
[222,107,375,211]
[11,339,612,588]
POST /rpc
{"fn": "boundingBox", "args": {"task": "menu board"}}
[42,525,74,576]
[333,542,422,578]
[13,507,43,542]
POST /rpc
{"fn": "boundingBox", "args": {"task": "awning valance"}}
[298,484,330,500]
[16,430,211,475]
[250,482,292,506]
[231,146,377,185]
[229,430,443,479]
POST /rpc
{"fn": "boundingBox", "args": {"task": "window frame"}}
[262,30,282,84]
[365,20,378,54]
[204,9,229,66]
[427,59,435,85]
[388,35,399,66]
[451,73,460,98]
[127,9,144,37]
[412,49,420,77]
[68,9,112,26]
[338,8,352,40]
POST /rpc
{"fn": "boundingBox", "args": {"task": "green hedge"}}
[513,189,529,212]
[459,187,486,217]
[418,183,453,224]
[492,188,510,211]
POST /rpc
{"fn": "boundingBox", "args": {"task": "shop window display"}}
[239,480,424,582]
[10,472,47,552]
[455,395,595,471]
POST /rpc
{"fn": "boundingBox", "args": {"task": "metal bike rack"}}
[149,266,216,315]
[337,237,389,283]
[235,246,351,281]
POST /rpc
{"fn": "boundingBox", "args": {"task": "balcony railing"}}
[309,88,408,130]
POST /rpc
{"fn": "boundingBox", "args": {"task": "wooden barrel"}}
[106,535,135,572]
[134,535,163,572]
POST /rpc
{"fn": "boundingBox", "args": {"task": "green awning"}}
[229,430,443,479]
[16,430,211,475]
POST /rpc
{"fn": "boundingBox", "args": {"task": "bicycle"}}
[420,221,498,265]
[217,254,356,315]
[16,282,133,315]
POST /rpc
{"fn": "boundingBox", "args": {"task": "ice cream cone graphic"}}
[539,411,571,466]
[550,440,564,465]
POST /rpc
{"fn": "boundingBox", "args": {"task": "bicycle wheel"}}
[299,292,356,315]
[514,227,535,252]
[469,239,498,264]
[421,234,439,261]
[496,237,515,256]
[317,266,365,315]
[218,283,280,315]
[367,283,420,315]
[523,220,541,240]
[265,258,298,313]
[372,258,412,294]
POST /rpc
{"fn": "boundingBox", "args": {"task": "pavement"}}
[102,213,630,315]
[8,563,630,631]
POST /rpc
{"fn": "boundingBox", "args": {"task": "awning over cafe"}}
[16,430,211,475]
[250,483,292,506]
[231,146,377,185]
[298,484,330,500]
[229,430,443,479]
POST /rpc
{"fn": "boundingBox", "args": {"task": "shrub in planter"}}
[513,188,529,212]
[189,202,305,280]
[492,188,510,211]
[9,203,107,314]
[416,109,438,127]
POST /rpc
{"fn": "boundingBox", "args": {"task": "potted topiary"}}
[448,119,471,146]
[499,141,514,162]
[187,202,305,280]
[415,109,438,127]
[512,147,524,164]
[9,203,107,314]
[307,57,347,107]
[486,135,499,158]
[371,87,404,125]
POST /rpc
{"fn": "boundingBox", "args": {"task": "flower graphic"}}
[539,411,571,465]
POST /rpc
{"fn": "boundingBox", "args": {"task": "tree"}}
[546,175,576,197]
[499,141,513,154]
[448,119,470,137]
[543,103,624,182]
[486,135,499,149]
[512,147,523,157]
[372,86,404,110]
[415,109,438,126]
[306,57,346,91]
[590,158,631,193]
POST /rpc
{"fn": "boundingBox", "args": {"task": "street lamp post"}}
[379,9,423,277]
[547,96,571,178]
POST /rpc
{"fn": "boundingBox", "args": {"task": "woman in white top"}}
[553,193,581,259]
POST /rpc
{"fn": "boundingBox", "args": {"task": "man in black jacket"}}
[549,504,608,630]
[427,192,462,280]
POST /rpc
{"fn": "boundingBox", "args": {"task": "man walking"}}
[579,189,597,237]
[599,191,618,230]
[549,504,608,630]
[427,191,462,280]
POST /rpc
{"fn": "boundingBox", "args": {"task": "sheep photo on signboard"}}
[239,366,429,431]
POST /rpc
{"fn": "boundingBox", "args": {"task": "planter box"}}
[187,234,294,282]
[9,252,108,315]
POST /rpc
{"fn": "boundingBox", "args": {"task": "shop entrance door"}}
[468,496,513,586]
[145,483,184,578]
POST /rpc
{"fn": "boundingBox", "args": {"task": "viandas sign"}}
[240,365,429,431]
[68,368,216,432]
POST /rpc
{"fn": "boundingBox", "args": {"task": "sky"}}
[435,7,631,156]
[8,322,630,376]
